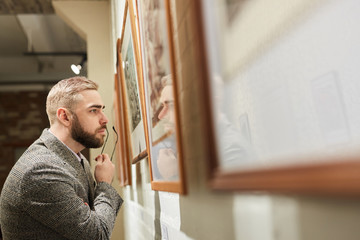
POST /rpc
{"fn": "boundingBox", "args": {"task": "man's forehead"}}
[77,90,104,108]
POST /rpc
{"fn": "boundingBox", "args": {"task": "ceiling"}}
[0,0,105,87]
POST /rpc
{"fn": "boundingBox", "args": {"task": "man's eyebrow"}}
[88,104,105,109]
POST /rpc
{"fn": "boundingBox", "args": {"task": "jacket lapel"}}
[80,154,96,210]
[39,129,94,206]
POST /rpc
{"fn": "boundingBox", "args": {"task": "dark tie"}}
[80,158,85,169]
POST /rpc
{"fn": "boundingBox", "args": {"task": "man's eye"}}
[90,109,97,113]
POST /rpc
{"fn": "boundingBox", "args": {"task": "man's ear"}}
[56,108,72,127]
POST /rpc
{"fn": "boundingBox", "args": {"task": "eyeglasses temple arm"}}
[110,126,118,161]
[100,127,109,154]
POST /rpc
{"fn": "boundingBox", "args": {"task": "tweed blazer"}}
[0,129,123,240]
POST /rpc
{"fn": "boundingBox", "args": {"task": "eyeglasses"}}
[100,126,118,162]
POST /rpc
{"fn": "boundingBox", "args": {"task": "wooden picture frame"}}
[196,0,360,196]
[114,65,131,186]
[118,1,148,165]
[136,0,186,194]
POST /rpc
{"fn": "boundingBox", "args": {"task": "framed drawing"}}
[136,0,186,193]
[197,0,360,195]
[119,1,148,165]
[114,67,131,186]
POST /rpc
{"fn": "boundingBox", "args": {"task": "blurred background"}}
[0,0,88,189]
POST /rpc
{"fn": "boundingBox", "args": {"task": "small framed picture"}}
[118,1,148,165]
[136,0,186,193]
[113,70,131,186]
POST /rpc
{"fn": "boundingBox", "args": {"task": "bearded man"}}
[0,76,123,240]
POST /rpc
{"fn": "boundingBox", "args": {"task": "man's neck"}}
[49,125,84,154]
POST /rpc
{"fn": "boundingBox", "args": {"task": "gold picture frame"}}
[136,0,186,194]
[114,69,131,186]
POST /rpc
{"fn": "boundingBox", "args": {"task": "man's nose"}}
[100,111,109,124]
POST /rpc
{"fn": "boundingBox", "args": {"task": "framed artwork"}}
[118,1,148,165]
[136,0,186,194]
[114,69,131,186]
[197,0,360,195]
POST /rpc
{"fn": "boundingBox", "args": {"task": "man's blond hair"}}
[46,76,98,125]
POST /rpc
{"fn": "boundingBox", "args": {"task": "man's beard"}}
[71,114,105,148]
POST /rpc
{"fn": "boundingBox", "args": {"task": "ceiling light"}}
[70,55,87,75]
[71,64,82,75]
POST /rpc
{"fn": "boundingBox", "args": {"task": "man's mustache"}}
[97,125,107,131]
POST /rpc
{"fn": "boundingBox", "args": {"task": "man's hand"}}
[94,154,115,184]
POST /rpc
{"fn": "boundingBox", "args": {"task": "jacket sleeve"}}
[20,162,123,240]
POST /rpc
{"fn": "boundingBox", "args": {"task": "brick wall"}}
[0,90,49,189]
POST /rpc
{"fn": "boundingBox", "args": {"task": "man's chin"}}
[97,140,105,148]
[87,137,104,149]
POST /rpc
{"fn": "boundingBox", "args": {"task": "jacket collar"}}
[39,128,84,171]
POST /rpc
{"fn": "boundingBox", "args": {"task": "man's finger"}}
[95,155,103,162]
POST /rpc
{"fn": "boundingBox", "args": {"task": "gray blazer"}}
[0,129,123,240]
